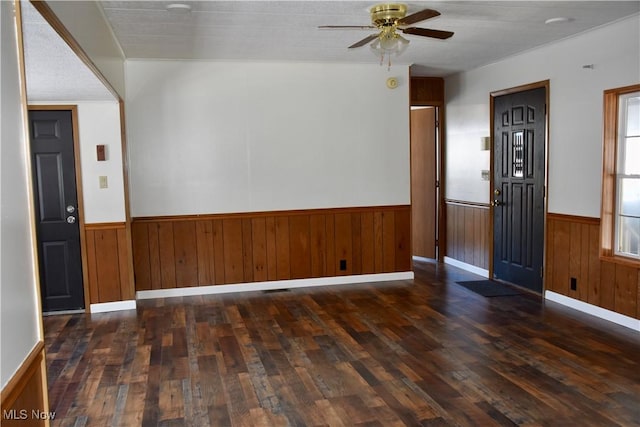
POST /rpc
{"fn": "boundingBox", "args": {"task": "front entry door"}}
[492,87,546,292]
[29,109,84,311]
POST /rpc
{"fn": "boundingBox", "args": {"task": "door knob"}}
[66,216,76,224]
[494,189,501,196]
[491,199,503,207]
[66,205,76,213]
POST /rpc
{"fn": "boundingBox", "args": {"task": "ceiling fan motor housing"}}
[370,3,407,27]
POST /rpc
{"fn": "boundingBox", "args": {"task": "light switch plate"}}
[481,170,490,181]
[99,176,108,189]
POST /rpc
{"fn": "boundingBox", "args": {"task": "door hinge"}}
[435,239,439,247]
[435,180,440,188]
[435,120,440,128]
[540,266,544,278]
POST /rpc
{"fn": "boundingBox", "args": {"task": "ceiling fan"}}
[319,3,453,66]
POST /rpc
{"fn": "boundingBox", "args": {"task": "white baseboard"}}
[443,256,489,278]
[412,256,436,263]
[90,300,136,313]
[136,271,415,300]
[545,291,640,332]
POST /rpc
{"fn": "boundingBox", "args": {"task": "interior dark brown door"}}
[493,87,546,292]
[29,109,84,311]
[411,107,438,259]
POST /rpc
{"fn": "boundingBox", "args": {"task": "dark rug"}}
[455,280,522,297]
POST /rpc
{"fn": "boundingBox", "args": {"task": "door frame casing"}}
[489,80,550,290]
[28,105,91,311]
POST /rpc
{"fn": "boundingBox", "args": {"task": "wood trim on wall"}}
[117,99,136,307]
[445,200,490,270]
[12,6,50,425]
[1,341,49,427]
[133,205,410,223]
[132,206,412,291]
[15,0,49,330]
[546,213,639,319]
[84,222,133,304]
[547,213,599,225]
[445,199,491,209]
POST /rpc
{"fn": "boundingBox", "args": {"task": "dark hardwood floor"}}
[43,261,640,426]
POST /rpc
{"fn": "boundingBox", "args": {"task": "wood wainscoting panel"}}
[1,342,48,427]
[251,217,268,282]
[334,213,353,276]
[445,200,490,270]
[158,222,177,289]
[309,214,327,278]
[289,215,311,279]
[222,218,244,284]
[275,216,291,281]
[174,221,198,288]
[85,223,134,304]
[546,214,639,319]
[195,220,214,286]
[131,206,411,291]
[360,212,375,274]
[394,208,412,272]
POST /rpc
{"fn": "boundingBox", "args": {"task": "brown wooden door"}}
[29,109,85,311]
[411,107,437,259]
[493,87,546,292]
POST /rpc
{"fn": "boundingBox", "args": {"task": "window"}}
[601,84,640,265]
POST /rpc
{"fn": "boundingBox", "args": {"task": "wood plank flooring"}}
[43,261,640,426]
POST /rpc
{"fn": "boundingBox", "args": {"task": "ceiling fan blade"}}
[402,27,454,40]
[318,25,376,29]
[397,8,440,26]
[348,33,379,48]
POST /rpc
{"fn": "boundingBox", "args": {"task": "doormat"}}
[455,280,523,297]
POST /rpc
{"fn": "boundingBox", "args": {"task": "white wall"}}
[29,101,126,224]
[445,15,640,217]
[1,0,41,388]
[77,102,126,223]
[126,61,411,217]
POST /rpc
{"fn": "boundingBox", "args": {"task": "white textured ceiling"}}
[22,1,640,101]
[100,1,640,75]
[22,1,115,102]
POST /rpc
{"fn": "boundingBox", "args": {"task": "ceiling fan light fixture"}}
[371,32,409,70]
[320,3,453,69]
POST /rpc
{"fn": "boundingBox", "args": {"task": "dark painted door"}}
[29,109,84,311]
[493,87,545,292]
